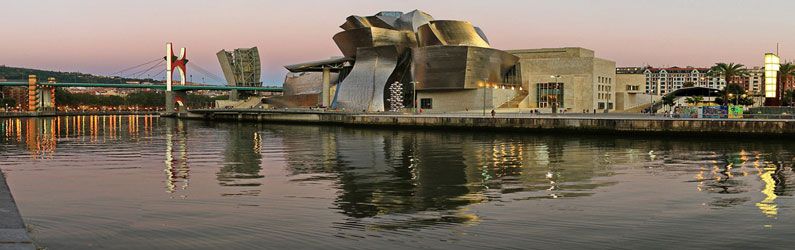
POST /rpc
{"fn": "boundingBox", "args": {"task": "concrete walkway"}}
[0,172,34,250]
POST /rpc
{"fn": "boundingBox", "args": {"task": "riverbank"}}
[0,111,159,118]
[190,109,795,137]
[0,172,35,250]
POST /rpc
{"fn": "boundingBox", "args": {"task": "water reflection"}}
[0,115,157,159]
[258,126,624,229]
[164,119,190,196]
[218,123,264,189]
[3,116,795,233]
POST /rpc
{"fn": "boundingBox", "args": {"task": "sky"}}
[2,0,795,86]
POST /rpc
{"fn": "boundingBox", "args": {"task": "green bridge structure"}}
[0,81,283,92]
[1,42,284,116]
[0,79,283,116]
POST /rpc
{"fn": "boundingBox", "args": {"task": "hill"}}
[0,65,158,84]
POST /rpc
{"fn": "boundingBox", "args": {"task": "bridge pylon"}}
[26,75,56,114]
[165,42,189,116]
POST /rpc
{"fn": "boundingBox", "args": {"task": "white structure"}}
[765,53,780,98]
[166,42,187,92]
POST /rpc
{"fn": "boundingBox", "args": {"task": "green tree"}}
[779,63,795,79]
[685,96,704,105]
[782,89,795,106]
[683,82,696,88]
[0,98,16,108]
[711,63,746,94]
[662,94,676,111]
[714,83,746,106]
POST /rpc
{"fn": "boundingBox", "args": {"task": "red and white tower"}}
[166,42,188,91]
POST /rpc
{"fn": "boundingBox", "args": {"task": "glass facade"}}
[536,82,564,108]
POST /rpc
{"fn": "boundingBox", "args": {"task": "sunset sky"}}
[2,0,794,85]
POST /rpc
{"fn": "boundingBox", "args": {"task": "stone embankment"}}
[0,173,35,250]
[190,109,795,136]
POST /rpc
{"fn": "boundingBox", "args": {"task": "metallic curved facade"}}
[282,10,519,112]
[413,46,518,90]
[333,27,415,58]
[283,72,339,96]
[332,46,400,112]
[416,21,490,48]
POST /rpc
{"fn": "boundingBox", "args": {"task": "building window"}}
[537,82,564,108]
[598,102,605,109]
[420,98,432,109]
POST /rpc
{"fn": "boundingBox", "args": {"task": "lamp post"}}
[410,81,418,114]
[550,75,561,114]
[482,81,487,116]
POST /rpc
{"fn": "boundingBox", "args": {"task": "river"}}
[1,115,794,249]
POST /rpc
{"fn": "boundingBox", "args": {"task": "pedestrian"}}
[491,109,496,118]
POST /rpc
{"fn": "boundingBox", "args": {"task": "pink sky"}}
[1,0,794,85]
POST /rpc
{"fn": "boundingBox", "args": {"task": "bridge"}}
[0,42,283,116]
[0,81,283,92]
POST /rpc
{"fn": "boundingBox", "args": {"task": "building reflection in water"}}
[267,126,621,230]
[0,115,157,160]
[164,119,190,196]
[217,123,264,191]
[686,148,793,218]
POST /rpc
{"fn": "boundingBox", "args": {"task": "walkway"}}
[0,172,34,250]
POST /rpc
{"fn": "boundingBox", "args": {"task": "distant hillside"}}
[0,65,158,84]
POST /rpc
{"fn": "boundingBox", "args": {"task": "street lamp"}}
[550,75,561,114]
[482,80,488,116]
[410,81,419,114]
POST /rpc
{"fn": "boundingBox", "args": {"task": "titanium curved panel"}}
[283,72,339,96]
[340,16,372,30]
[413,46,518,90]
[395,10,434,32]
[332,46,399,112]
[366,15,399,29]
[416,21,490,48]
[333,27,416,58]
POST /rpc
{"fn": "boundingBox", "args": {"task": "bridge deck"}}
[0,82,282,92]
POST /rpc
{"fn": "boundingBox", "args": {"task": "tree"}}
[0,98,15,108]
[782,89,795,106]
[685,96,704,105]
[683,82,696,88]
[662,94,676,111]
[709,63,749,86]
[780,63,795,79]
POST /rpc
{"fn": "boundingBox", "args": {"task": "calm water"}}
[1,116,794,249]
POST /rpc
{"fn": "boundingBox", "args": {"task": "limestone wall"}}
[416,88,516,113]
[199,110,795,136]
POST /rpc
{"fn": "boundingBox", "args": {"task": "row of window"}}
[598,76,612,84]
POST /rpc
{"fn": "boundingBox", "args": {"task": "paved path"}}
[0,172,34,250]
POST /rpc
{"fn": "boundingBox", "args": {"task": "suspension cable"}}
[130,60,165,79]
[108,58,163,77]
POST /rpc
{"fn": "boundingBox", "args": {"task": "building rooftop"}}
[646,66,710,73]
[505,47,595,59]
[616,67,647,74]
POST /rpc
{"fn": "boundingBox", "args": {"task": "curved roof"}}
[665,86,721,97]
[284,57,353,73]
